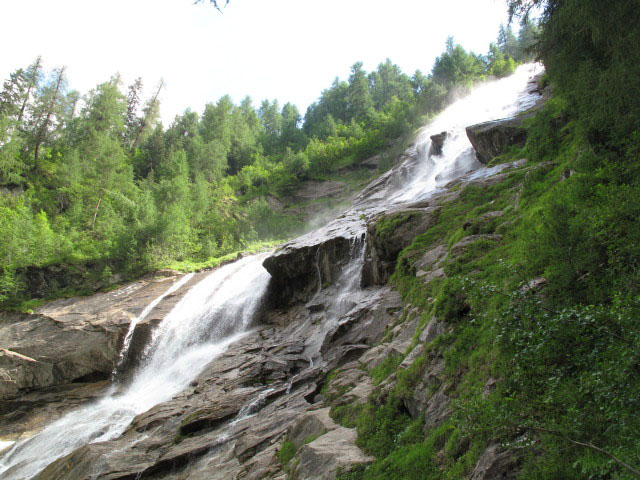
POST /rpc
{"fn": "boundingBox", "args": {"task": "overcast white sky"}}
[0,0,511,125]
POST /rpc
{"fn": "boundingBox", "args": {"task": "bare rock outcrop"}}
[0,312,122,400]
[470,443,521,479]
[289,427,374,480]
[465,113,532,164]
[361,206,440,286]
[263,212,366,306]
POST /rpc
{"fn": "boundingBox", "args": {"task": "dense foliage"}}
[0,27,533,308]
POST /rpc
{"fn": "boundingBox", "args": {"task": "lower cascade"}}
[0,64,544,479]
[0,254,271,479]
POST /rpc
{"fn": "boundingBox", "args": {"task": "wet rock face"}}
[30,282,399,480]
[263,226,364,307]
[430,131,448,156]
[361,206,440,286]
[466,114,532,164]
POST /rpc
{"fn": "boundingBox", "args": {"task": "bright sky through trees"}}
[0,0,509,124]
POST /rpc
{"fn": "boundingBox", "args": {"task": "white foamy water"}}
[114,272,195,375]
[0,253,271,480]
[387,63,542,206]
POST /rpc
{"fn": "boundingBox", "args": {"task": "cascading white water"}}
[113,272,195,376]
[296,64,542,366]
[386,63,542,206]
[329,236,367,317]
[285,64,542,368]
[0,253,271,480]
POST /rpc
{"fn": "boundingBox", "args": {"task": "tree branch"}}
[531,427,640,478]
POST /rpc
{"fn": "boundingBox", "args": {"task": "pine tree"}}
[347,62,374,123]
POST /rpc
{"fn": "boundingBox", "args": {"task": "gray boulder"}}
[362,207,440,286]
[290,427,374,480]
[430,131,448,156]
[287,407,337,449]
[470,443,520,479]
[263,222,364,306]
[466,114,532,164]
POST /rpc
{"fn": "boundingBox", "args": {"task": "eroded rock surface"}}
[466,114,531,164]
[21,270,403,480]
[361,207,440,286]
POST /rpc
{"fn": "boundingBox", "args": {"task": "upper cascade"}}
[264,63,543,302]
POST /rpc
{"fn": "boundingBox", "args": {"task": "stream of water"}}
[0,253,271,480]
[385,63,541,206]
[113,272,195,377]
[0,64,542,479]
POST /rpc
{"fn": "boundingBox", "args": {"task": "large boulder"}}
[361,207,440,286]
[466,113,532,164]
[289,427,374,480]
[263,213,366,306]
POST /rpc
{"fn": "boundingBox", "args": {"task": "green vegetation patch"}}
[277,438,296,469]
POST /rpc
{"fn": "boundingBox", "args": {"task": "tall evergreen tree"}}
[30,66,67,168]
[347,62,374,122]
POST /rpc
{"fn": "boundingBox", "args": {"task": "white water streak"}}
[114,272,195,375]
[388,63,542,205]
[0,254,271,480]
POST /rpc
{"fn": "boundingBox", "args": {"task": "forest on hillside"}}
[0,22,536,308]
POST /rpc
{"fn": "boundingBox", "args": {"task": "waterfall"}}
[0,253,271,480]
[0,64,543,479]
[112,272,195,377]
[386,63,542,206]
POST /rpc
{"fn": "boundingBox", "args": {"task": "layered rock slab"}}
[361,206,440,286]
[465,113,531,164]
